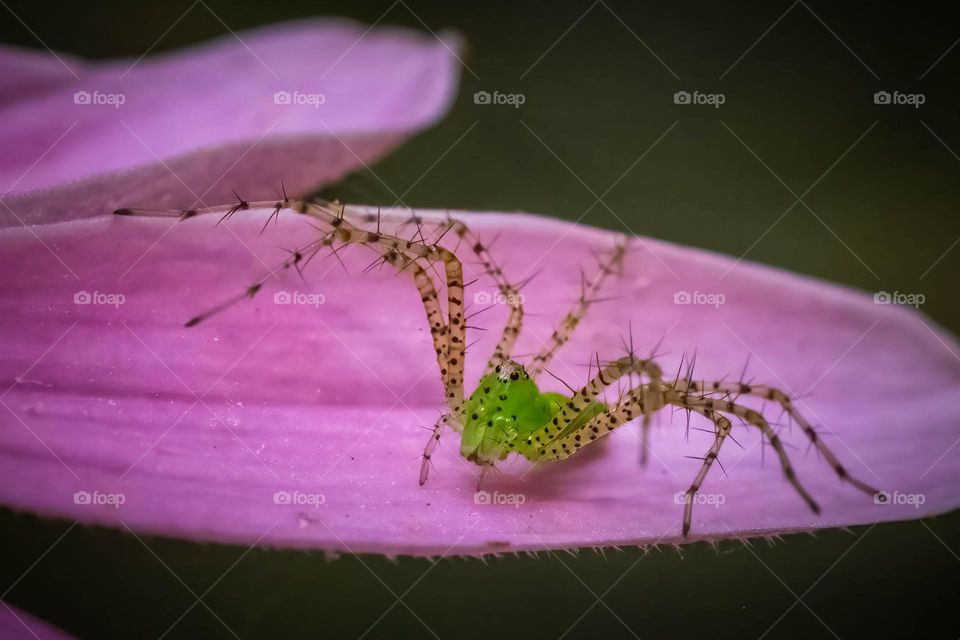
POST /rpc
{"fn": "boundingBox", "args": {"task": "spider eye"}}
[510,372,519,381]
[495,365,501,373]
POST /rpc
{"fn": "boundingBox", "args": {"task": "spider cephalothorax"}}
[116,195,879,536]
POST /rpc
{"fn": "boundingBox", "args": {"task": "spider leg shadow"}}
[476,436,616,500]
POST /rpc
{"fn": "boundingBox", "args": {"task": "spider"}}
[115,193,878,537]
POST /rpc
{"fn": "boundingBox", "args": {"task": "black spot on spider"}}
[552,418,559,425]
[574,435,581,442]
[471,413,478,420]
[487,420,493,427]
[499,395,507,401]
[495,365,502,373]
[740,384,752,393]
[484,387,491,394]
[496,407,502,413]
[510,372,519,381]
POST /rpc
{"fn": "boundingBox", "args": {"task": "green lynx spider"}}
[116,195,878,536]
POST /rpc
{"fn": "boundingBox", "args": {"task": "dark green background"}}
[2,1,958,638]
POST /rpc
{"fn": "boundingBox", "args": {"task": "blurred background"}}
[2,1,958,637]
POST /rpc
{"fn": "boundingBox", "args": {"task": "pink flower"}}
[0,602,73,639]
[1,19,958,561]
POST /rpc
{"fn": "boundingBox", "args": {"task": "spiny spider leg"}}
[678,378,879,497]
[115,198,468,415]
[661,389,822,519]
[366,210,528,375]
[536,381,826,534]
[674,406,732,536]
[520,355,664,454]
[527,241,628,379]
[420,413,451,486]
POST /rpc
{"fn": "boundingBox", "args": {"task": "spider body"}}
[460,361,606,465]
[115,195,879,537]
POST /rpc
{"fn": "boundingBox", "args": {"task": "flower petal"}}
[1,207,957,556]
[0,19,462,226]
[0,602,73,640]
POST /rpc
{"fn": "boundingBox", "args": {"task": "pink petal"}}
[0,19,462,226]
[1,207,957,556]
[0,602,73,640]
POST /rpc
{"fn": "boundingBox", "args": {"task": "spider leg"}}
[661,389,822,518]
[678,379,879,497]
[420,413,461,486]
[522,355,664,453]
[528,240,628,379]
[534,379,834,536]
[115,198,468,415]
[386,212,527,375]
[672,406,732,537]
[336,207,529,382]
